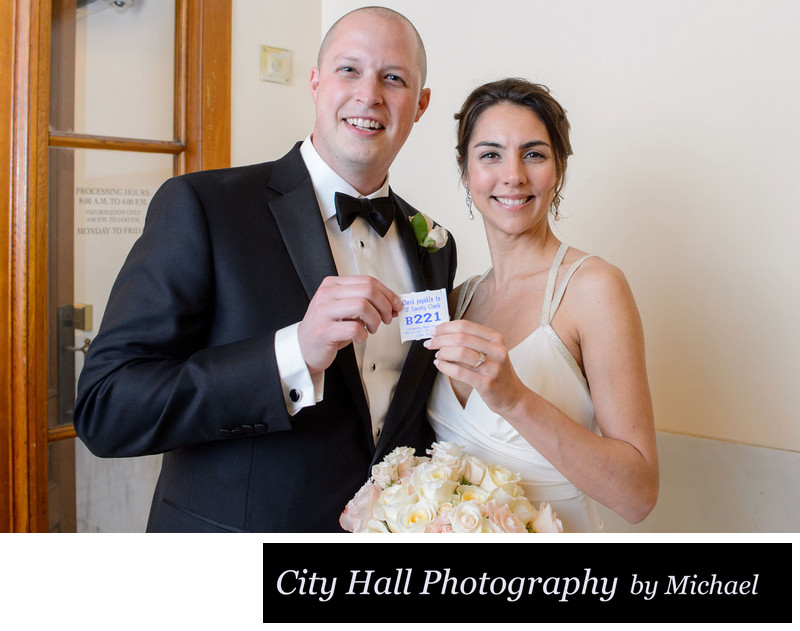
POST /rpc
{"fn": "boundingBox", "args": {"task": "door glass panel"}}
[48,144,173,533]
[74,147,172,532]
[72,0,175,139]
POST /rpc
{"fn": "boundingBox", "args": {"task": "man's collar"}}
[300,136,390,222]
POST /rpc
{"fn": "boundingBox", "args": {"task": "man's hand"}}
[297,276,403,375]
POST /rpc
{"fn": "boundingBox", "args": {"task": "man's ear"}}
[414,87,431,122]
[309,67,320,104]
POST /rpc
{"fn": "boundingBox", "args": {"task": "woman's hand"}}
[424,319,527,415]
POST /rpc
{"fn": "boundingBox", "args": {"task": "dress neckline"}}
[448,243,594,409]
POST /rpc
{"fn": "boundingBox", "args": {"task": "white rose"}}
[427,225,448,249]
[362,519,391,533]
[414,213,449,251]
[531,502,564,533]
[410,462,458,504]
[449,500,485,533]
[428,441,465,476]
[373,481,416,532]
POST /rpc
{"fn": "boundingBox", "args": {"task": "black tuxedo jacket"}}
[73,143,456,532]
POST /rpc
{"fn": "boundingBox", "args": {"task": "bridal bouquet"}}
[340,441,563,533]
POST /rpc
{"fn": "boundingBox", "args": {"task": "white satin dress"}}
[427,243,604,532]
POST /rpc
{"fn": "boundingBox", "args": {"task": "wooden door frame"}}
[1,0,231,532]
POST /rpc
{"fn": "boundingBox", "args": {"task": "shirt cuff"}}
[275,322,324,416]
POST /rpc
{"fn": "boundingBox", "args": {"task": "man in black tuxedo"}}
[73,6,456,532]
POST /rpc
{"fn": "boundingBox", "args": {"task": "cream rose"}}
[393,498,439,533]
[461,455,487,486]
[456,484,490,504]
[505,496,539,525]
[480,464,522,492]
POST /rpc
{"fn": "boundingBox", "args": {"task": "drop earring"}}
[465,187,474,221]
[551,193,563,221]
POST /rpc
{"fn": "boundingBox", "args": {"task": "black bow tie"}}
[334,192,394,237]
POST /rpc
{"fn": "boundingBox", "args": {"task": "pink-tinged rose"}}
[339,481,381,532]
[449,500,485,533]
[425,517,454,533]
[371,446,420,487]
[425,504,455,532]
[484,500,527,533]
[531,502,564,533]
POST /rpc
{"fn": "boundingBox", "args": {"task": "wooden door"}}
[1,0,231,532]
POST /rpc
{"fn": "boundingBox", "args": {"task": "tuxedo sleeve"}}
[74,176,294,457]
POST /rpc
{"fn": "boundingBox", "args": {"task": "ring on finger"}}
[472,352,486,369]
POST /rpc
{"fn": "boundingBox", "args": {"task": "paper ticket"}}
[398,288,450,342]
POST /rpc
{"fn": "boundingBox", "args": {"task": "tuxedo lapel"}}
[267,145,371,442]
[268,145,337,301]
[392,192,427,292]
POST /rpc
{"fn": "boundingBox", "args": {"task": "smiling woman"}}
[462,103,559,239]
[424,78,659,532]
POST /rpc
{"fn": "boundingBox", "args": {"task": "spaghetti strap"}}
[546,254,596,323]
[539,243,571,327]
[456,243,593,325]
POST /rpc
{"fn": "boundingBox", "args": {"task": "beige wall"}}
[231,0,319,166]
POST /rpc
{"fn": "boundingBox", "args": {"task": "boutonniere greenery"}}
[410,212,448,253]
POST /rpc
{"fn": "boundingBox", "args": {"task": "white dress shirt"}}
[274,137,415,444]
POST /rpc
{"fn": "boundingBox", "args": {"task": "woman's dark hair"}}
[455,78,573,203]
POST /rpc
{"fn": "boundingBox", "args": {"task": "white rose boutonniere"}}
[410,212,448,252]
